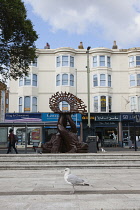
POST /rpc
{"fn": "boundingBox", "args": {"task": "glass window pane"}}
[33,74,37,86]
[62,56,68,66]
[56,56,60,67]
[32,97,37,112]
[100,56,105,66]
[108,75,111,87]
[93,74,98,86]
[129,56,134,67]
[94,96,98,112]
[24,96,30,112]
[109,96,112,112]
[100,74,106,86]
[70,56,74,67]
[107,56,110,67]
[19,78,23,86]
[93,56,97,67]
[101,96,106,112]
[24,75,31,86]
[56,74,60,86]
[137,74,140,86]
[130,74,135,86]
[70,74,74,86]
[130,97,136,111]
[19,97,22,112]
[62,74,68,85]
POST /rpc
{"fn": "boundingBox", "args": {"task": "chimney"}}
[78,42,84,49]
[112,41,118,49]
[44,43,50,49]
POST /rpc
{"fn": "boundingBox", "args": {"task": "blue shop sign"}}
[42,113,82,122]
[121,113,140,122]
[5,113,42,122]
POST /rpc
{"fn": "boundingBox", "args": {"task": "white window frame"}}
[19,74,38,87]
[130,96,136,112]
[56,55,75,67]
[93,74,98,86]
[19,96,38,113]
[93,95,112,112]
[93,55,111,67]
[56,73,74,86]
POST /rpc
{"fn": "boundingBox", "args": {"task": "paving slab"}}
[0,168,140,209]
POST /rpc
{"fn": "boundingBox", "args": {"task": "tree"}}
[0,0,38,81]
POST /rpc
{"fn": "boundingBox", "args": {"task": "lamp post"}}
[86,46,91,128]
[133,111,137,151]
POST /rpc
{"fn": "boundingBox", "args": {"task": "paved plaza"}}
[0,167,140,210]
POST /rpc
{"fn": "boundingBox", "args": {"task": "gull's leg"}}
[70,185,75,194]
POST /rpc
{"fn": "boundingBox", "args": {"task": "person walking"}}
[7,129,18,154]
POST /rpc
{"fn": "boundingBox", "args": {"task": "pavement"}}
[0,162,140,209]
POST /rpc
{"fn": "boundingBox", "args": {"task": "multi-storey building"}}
[7,41,140,147]
[9,41,140,113]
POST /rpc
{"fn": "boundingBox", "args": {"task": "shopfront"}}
[121,113,140,147]
[82,113,120,147]
[5,113,42,146]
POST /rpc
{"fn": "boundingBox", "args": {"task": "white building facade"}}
[9,46,140,114]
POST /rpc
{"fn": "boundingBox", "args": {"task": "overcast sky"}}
[23,0,140,49]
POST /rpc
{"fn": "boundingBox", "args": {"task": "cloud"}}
[23,0,140,47]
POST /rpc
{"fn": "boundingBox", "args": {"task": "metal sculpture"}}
[42,92,88,153]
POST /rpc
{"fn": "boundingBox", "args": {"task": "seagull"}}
[63,168,89,193]
[101,148,106,152]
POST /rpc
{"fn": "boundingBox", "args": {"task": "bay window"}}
[19,96,37,113]
[93,96,112,112]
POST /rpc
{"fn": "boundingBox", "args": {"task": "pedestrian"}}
[7,129,18,154]
[96,133,99,151]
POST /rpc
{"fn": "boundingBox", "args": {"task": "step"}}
[0,153,140,169]
[0,164,140,170]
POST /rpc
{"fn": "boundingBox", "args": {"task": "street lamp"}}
[133,111,137,151]
[86,46,91,128]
